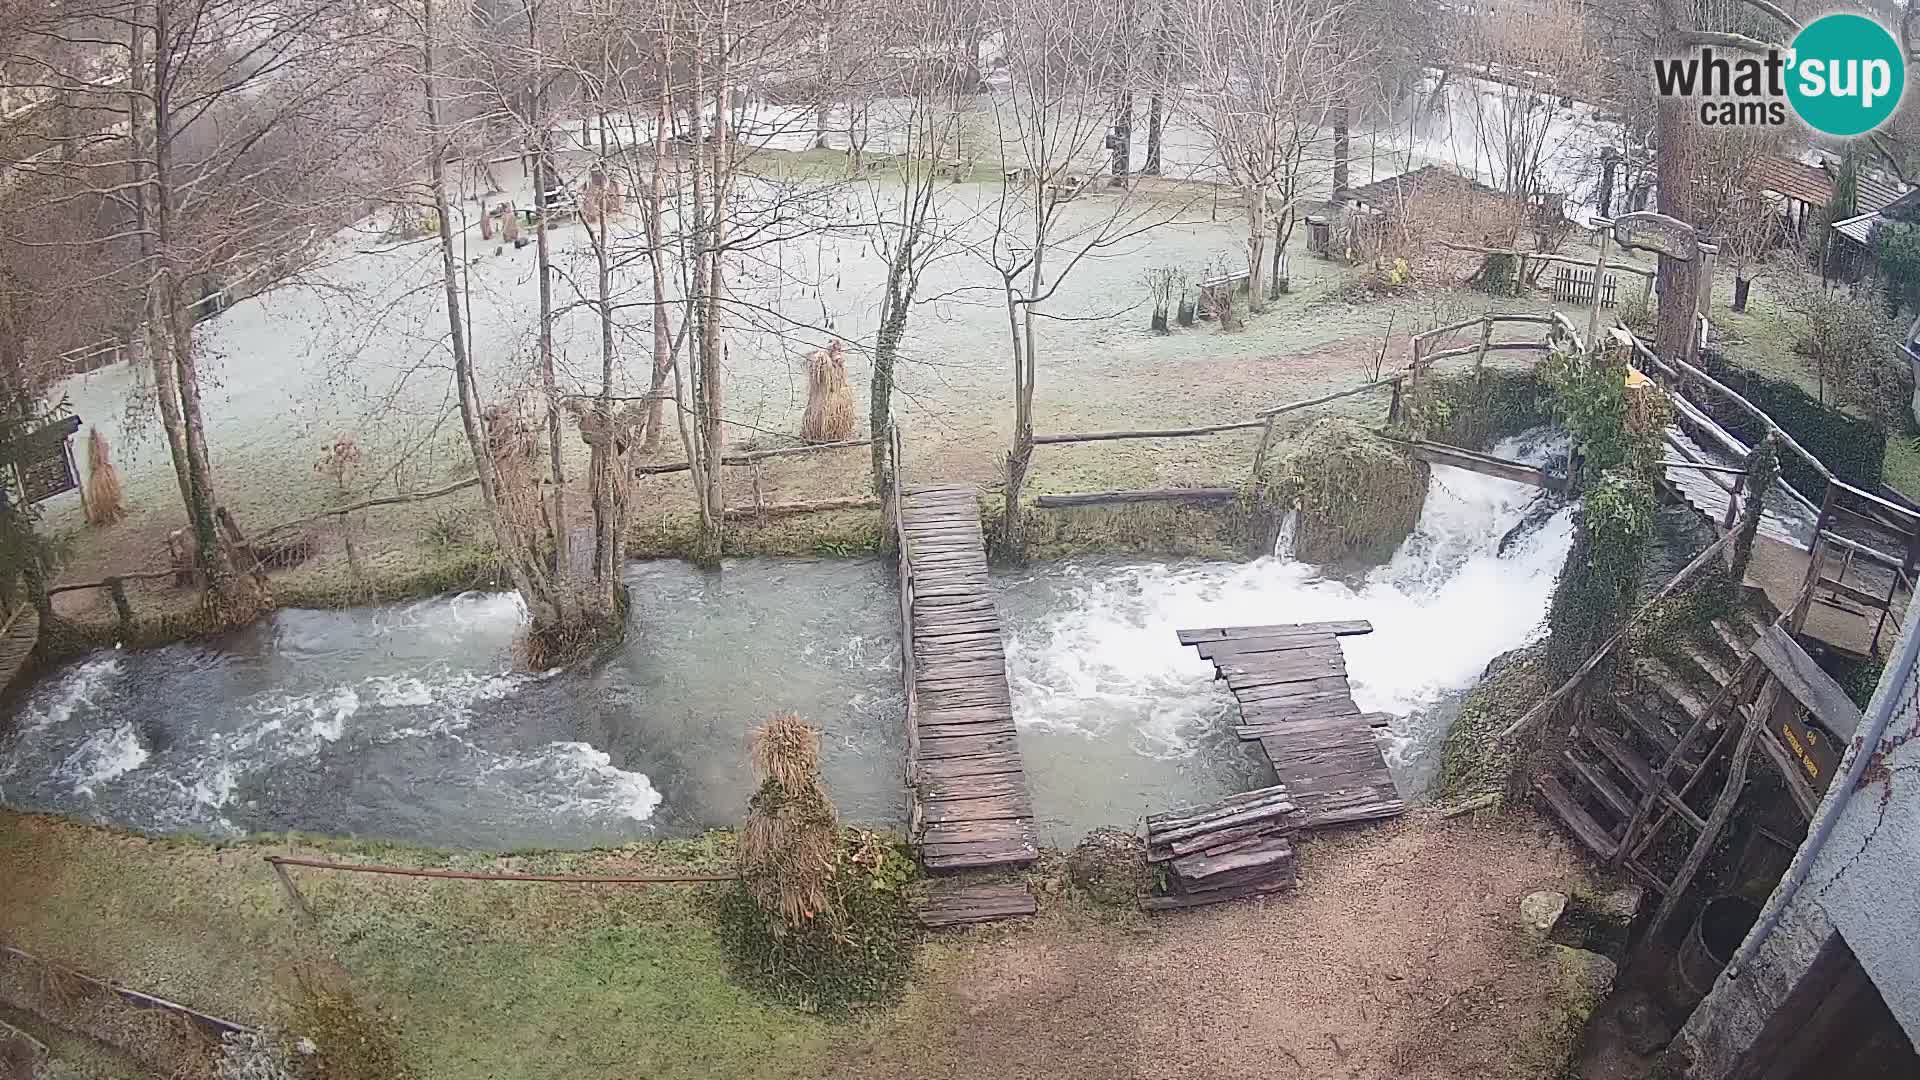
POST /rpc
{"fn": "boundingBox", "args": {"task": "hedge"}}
[1693,349,1885,500]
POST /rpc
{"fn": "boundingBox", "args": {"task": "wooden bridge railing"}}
[1616,323,1920,655]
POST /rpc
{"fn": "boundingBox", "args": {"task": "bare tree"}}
[982,0,1183,552]
[1179,0,1364,312]
[7,0,386,618]
[1445,0,1600,251]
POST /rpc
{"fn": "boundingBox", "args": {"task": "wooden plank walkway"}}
[917,882,1037,928]
[1178,621,1406,830]
[897,487,1039,871]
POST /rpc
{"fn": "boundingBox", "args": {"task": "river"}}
[2,435,1575,849]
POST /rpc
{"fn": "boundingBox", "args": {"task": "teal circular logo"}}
[1787,14,1905,136]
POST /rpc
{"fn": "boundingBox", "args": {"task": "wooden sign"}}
[1774,693,1841,794]
[1613,211,1698,262]
[1,414,81,506]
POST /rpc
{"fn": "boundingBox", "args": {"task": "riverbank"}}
[0,808,1605,1079]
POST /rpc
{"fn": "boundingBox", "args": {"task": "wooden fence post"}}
[271,860,316,923]
[1248,414,1281,484]
[105,577,134,635]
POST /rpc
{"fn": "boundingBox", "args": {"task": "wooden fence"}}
[1553,265,1619,308]
[1020,310,1589,509]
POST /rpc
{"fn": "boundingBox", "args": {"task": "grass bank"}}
[0,813,830,1080]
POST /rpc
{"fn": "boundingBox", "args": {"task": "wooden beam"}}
[1176,620,1373,644]
[1030,420,1265,444]
[1644,712,1762,942]
[1254,377,1397,419]
[1033,488,1239,508]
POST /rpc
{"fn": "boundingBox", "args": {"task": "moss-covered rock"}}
[1435,644,1550,804]
[1250,417,1430,565]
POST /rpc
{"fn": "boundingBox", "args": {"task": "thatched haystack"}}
[799,339,855,444]
[742,713,839,930]
[1251,416,1430,564]
[83,427,125,526]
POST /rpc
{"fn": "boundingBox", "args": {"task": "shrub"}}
[1785,280,1910,430]
[420,507,477,549]
[282,980,414,1080]
[721,715,918,1013]
[715,829,917,1014]
[1412,368,1555,449]
[1693,348,1890,496]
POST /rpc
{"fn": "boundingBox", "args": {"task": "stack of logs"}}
[1144,784,1300,911]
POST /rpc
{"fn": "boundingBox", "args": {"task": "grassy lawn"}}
[0,815,829,1080]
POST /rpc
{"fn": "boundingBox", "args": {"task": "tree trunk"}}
[1597,148,1617,218]
[1246,195,1270,314]
[640,90,676,452]
[528,27,568,580]
[1332,103,1350,194]
[1145,11,1167,176]
[1733,275,1751,313]
[422,0,552,630]
[1652,0,1698,364]
[1109,92,1132,187]
[871,257,912,496]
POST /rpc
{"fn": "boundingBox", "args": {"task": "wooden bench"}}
[1194,271,1250,319]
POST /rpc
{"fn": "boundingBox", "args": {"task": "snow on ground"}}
[38,78,1619,553]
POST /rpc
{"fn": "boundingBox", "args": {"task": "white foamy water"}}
[1000,434,1576,824]
[20,654,122,732]
[59,723,150,796]
[486,741,665,823]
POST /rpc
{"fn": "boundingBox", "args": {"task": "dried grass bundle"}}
[742,712,839,931]
[84,427,126,526]
[799,340,855,444]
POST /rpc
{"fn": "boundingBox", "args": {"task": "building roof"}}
[1855,173,1905,214]
[1338,164,1500,209]
[1831,210,1877,245]
[1752,156,1833,207]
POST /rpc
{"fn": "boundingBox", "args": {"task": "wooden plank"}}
[918,792,1033,825]
[916,751,1026,779]
[1196,637,1342,662]
[1145,783,1291,828]
[916,732,1020,758]
[1145,799,1300,848]
[1534,774,1619,859]
[1565,751,1637,822]
[1149,820,1286,862]
[1752,625,1864,739]
[1170,836,1293,881]
[1142,875,1294,911]
[1175,620,1373,644]
[920,772,1029,802]
[1588,727,1658,793]
[918,883,1036,928]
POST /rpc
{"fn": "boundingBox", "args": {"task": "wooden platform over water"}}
[1179,621,1406,829]
[896,486,1039,871]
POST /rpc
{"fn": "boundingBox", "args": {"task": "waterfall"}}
[1271,509,1301,560]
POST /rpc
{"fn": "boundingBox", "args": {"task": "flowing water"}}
[995,432,1577,843]
[4,435,1576,849]
[0,559,903,849]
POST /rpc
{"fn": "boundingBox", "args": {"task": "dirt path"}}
[829,813,1593,1080]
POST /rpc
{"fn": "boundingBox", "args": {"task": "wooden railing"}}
[1021,310,1585,508]
[1614,323,1920,654]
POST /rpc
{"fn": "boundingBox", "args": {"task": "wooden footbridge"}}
[894,485,1039,872]
[1178,620,1406,829]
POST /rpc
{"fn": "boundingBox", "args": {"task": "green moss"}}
[625,510,885,560]
[994,497,1256,562]
[1249,417,1429,565]
[1436,645,1549,803]
[1413,368,1554,450]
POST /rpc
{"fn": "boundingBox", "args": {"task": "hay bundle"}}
[799,339,855,444]
[1252,416,1430,565]
[83,427,125,526]
[742,713,839,931]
